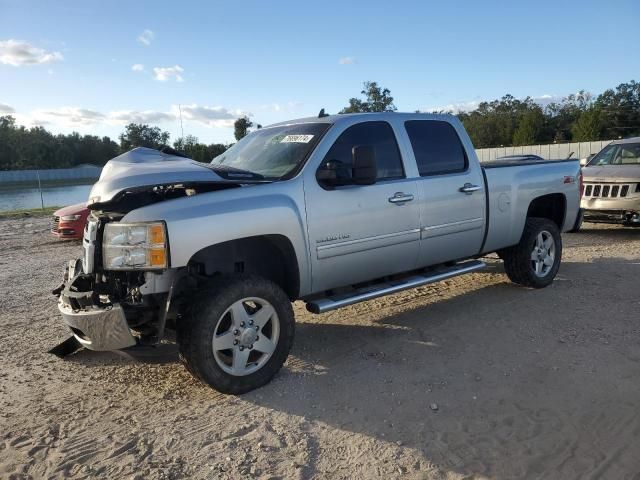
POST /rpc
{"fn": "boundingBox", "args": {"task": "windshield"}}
[211,123,330,179]
[588,143,640,166]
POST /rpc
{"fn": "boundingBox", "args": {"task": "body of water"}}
[0,183,94,212]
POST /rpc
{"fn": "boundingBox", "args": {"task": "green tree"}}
[173,134,230,162]
[571,107,603,141]
[545,91,592,142]
[119,123,170,151]
[234,116,253,141]
[340,81,397,113]
[595,80,640,138]
[512,107,545,146]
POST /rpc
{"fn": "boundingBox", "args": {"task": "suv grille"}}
[51,215,60,233]
[583,183,633,198]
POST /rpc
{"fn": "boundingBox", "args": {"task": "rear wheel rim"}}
[530,230,555,277]
[211,297,280,376]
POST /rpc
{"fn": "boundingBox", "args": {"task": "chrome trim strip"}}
[421,217,484,239]
[307,260,486,313]
[316,228,421,259]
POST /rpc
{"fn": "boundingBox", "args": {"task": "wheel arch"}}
[526,193,567,229]
[187,235,300,299]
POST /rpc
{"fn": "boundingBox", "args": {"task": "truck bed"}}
[480,159,581,254]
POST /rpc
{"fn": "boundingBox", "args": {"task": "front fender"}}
[121,181,311,295]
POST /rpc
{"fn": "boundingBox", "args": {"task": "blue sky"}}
[1,0,638,144]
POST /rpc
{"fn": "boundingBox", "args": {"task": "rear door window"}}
[405,120,468,176]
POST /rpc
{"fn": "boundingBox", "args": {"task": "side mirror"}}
[352,145,377,185]
[316,159,348,187]
[579,158,588,167]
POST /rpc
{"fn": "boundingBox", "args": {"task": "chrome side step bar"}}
[305,260,486,314]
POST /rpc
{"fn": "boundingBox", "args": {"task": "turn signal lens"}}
[149,224,165,245]
[149,248,167,268]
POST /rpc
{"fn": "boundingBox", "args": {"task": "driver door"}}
[304,121,421,293]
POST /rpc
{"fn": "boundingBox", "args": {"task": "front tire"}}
[501,217,562,288]
[178,274,295,394]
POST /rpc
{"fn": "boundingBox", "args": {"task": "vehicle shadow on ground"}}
[566,224,640,244]
[243,258,640,478]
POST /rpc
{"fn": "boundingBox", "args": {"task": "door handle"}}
[459,183,481,194]
[388,192,414,204]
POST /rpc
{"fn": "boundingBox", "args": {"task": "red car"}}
[51,203,90,240]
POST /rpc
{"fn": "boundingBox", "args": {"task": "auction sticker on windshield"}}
[280,135,314,143]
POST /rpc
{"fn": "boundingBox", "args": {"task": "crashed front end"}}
[54,214,178,353]
[51,147,248,354]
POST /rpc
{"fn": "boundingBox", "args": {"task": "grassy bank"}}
[0,206,60,219]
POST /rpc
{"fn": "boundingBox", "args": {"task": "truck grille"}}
[51,216,60,233]
[583,183,632,198]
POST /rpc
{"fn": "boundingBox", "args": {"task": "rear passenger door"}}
[304,121,421,293]
[403,120,486,267]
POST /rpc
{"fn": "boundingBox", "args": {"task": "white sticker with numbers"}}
[280,134,314,143]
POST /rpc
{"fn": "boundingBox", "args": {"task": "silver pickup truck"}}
[53,112,581,393]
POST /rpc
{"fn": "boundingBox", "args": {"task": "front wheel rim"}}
[530,230,555,277]
[211,297,280,376]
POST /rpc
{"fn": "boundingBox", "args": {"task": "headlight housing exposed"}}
[102,222,168,270]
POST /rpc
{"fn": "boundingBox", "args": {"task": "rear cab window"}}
[404,120,468,176]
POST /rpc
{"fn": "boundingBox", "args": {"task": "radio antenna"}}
[179,104,184,139]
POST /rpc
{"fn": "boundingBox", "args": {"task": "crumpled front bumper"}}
[57,260,136,351]
[58,301,136,351]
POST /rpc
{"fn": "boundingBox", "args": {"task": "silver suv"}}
[579,137,640,227]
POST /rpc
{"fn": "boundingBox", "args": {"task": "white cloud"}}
[108,110,175,124]
[131,63,145,72]
[0,39,63,66]
[425,94,567,113]
[532,94,563,107]
[32,107,106,126]
[338,56,357,65]
[173,104,248,127]
[137,29,155,46]
[14,102,250,134]
[258,101,303,113]
[424,100,481,113]
[0,102,15,114]
[153,65,184,82]
[17,104,247,131]
[259,103,282,112]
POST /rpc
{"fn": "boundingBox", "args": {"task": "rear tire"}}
[178,274,295,394]
[501,217,562,288]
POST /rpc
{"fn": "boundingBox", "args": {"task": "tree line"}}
[1,79,638,170]
[339,80,640,148]
[0,117,236,171]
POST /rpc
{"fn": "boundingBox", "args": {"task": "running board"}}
[305,260,486,314]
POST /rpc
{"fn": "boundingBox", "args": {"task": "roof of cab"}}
[267,111,458,128]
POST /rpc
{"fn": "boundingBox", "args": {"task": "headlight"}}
[102,222,168,270]
[60,214,81,221]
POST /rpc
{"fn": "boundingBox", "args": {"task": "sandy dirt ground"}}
[1,215,639,479]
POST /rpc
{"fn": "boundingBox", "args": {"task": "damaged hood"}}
[583,164,640,184]
[87,147,237,206]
